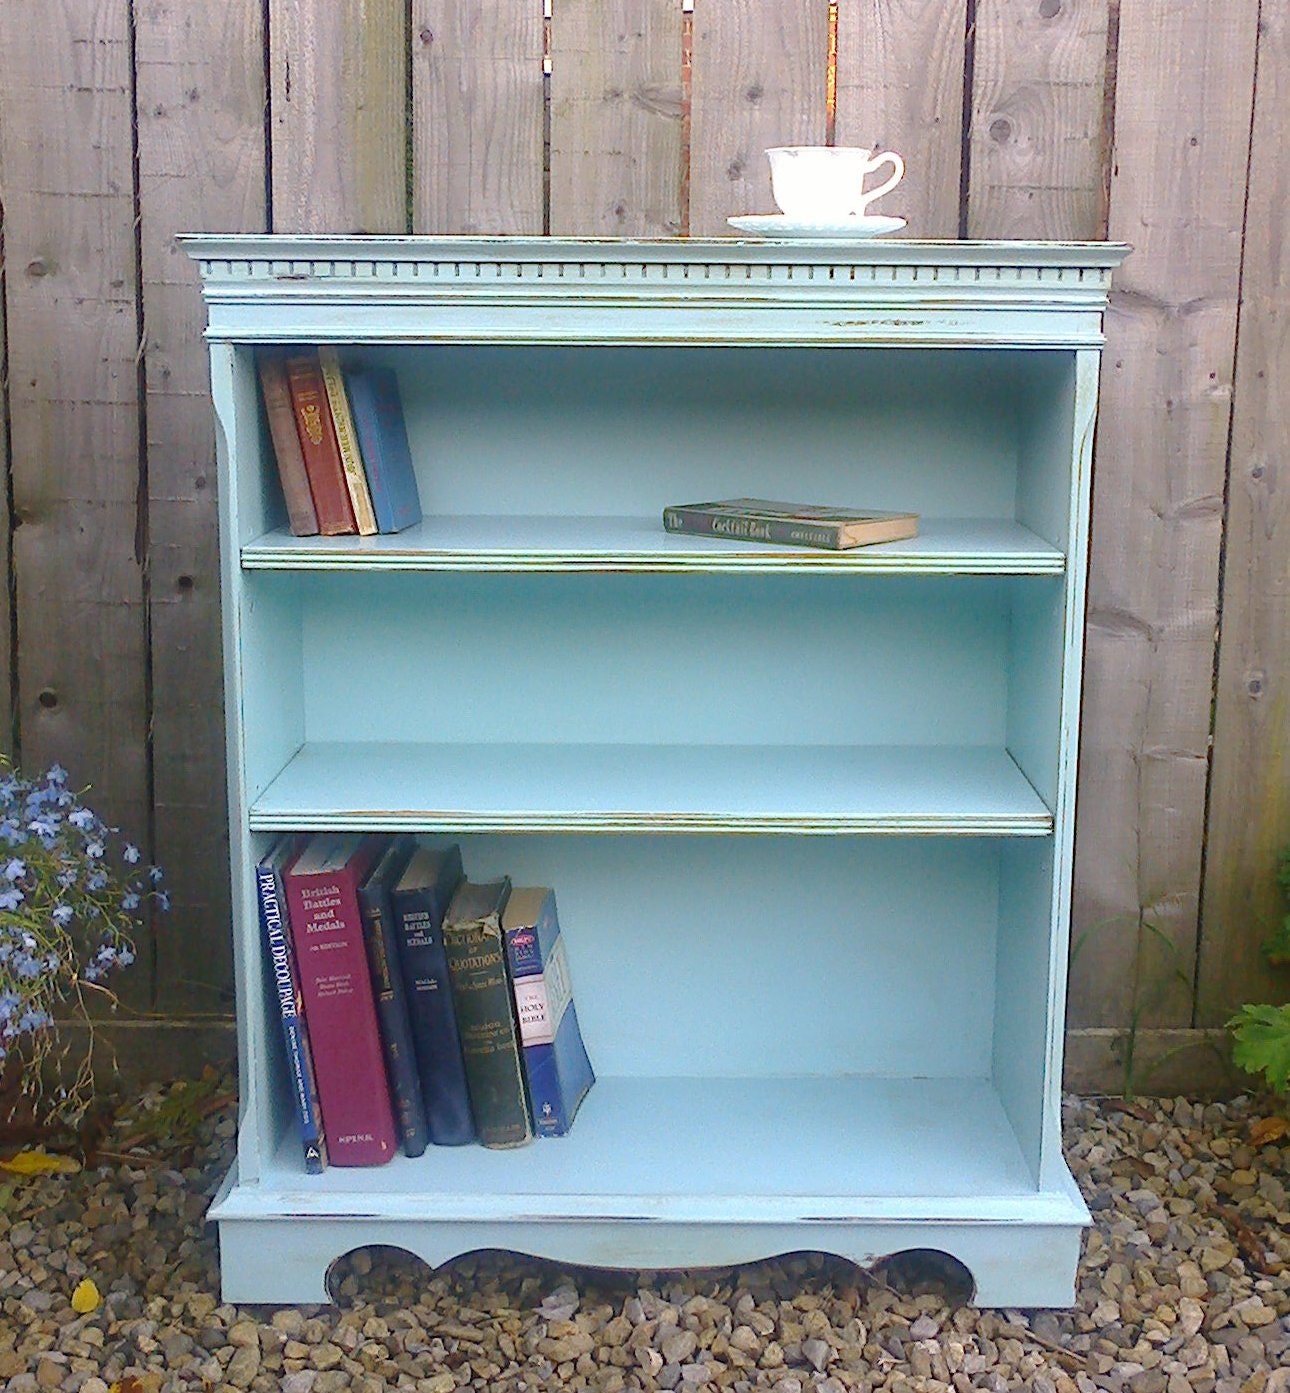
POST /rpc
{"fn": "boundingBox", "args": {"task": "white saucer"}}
[727,213,907,239]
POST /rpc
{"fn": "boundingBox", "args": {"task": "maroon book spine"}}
[284,350,357,535]
[285,839,398,1165]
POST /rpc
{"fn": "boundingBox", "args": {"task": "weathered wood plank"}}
[269,0,406,233]
[135,0,266,1014]
[412,0,545,234]
[0,208,13,759]
[835,0,968,237]
[550,0,684,237]
[967,0,1111,239]
[0,0,151,1000]
[689,0,830,236]
[1198,0,1290,1025]
[1069,0,1259,1031]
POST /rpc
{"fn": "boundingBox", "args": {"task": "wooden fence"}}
[0,0,1284,1093]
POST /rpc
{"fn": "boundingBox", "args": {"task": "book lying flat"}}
[663,498,919,551]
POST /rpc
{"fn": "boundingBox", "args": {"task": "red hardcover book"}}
[284,833,398,1165]
[256,350,320,536]
[284,350,357,535]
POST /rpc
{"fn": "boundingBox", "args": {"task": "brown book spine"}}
[284,351,356,535]
[257,352,319,536]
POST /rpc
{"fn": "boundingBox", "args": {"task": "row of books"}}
[257,833,595,1169]
[258,347,423,538]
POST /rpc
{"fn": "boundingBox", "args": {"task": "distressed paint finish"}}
[269,0,407,234]
[1070,0,1260,1031]
[0,0,151,1002]
[1198,0,1290,1025]
[411,0,545,235]
[968,0,1112,240]
[186,236,1123,1306]
[550,0,684,237]
[135,0,266,1014]
[834,0,968,238]
[688,0,831,236]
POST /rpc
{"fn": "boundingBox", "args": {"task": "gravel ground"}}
[0,1087,1288,1393]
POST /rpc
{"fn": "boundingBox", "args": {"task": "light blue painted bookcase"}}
[183,235,1128,1307]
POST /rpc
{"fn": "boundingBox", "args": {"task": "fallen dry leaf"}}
[0,1149,81,1176]
[1249,1115,1290,1147]
[71,1278,100,1313]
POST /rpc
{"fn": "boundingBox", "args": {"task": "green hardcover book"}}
[442,877,533,1148]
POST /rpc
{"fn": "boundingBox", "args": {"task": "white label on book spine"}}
[514,934,573,1046]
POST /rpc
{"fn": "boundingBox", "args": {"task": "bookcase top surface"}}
[180,233,1129,269]
[180,235,1126,347]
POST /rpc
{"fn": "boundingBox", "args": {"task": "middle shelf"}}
[249,741,1053,834]
[241,515,1066,575]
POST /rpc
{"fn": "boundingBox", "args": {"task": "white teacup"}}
[767,146,905,221]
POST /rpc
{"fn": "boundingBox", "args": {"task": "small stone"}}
[637,1348,664,1376]
[281,1374,317,1393]
[910,1316,940,1340]
[80,1382,108,1393]
[311,1343,345,1371]
[226,1344,260,1389]
[313,1373,351,1393]
[36,1359,65,1389]
[228,1322,260,1349]
[802,1337,830,1372]
[662,1330,698,1365]
[419,1375,454,1393]
[760,1341,785,1369]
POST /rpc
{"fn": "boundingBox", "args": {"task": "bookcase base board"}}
[210,1193,1085,1308]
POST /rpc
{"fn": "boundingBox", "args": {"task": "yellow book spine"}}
[318,346,378,535]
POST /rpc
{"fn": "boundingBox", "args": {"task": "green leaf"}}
[1228,1003,1290,1094]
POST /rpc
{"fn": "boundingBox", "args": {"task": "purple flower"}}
[0,821,22,846]
[0,887,24,911]
[68,807,95,832]
[123,843,140,864]
[85,840,105,860]
[121,892,140,911]
[46,764,68,786]
[156,890,171,912]
[2,858,25,882]
[51,904,74,928]
[117,947,135,967]
[148,865,164,885]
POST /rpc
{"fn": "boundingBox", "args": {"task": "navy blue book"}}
[344,366,422,534]
[358,837,430,1158]
[256,836,327,1173]
[389,843,474,1145]
[501,887,595,1137]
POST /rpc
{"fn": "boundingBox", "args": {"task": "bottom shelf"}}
[257,1075,1050,1217]
[211,1074,1089,1305]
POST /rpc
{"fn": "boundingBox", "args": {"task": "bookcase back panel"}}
[295,573,1013,748]
[344,346,1064,525]
[369,833,1003,1080]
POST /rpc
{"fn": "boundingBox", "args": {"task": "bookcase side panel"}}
[1039,349,1102,1189]
[212,345,267,1184]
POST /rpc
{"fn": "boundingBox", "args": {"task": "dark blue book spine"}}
[504,892,595,1138]
[391,847,475,1145]
[359,848,430,1158]
[257,860,327,1173]
[346,367,422,534]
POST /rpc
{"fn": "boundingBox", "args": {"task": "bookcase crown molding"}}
[180,235,1129,347]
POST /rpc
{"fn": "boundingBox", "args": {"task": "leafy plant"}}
[0,758,168,1123]
[1228,1003,1290,1094]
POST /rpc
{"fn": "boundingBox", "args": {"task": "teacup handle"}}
[861,150,905,210]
